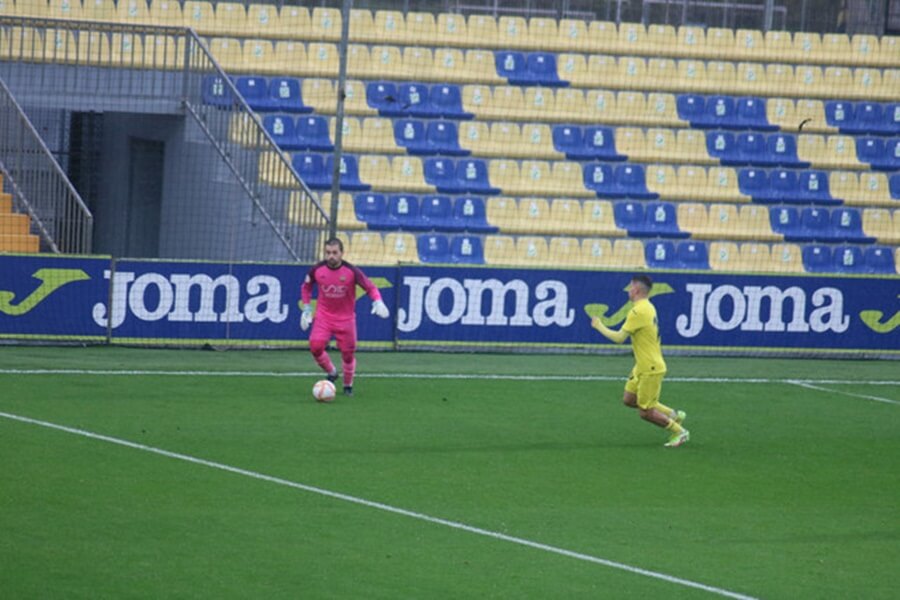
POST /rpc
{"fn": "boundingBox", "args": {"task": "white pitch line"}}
[0,411,758,600]
[1,368,898,387]
[787,381,900,406]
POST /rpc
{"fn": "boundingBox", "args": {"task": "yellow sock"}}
[657,403,676,419]
[665,419,683,434]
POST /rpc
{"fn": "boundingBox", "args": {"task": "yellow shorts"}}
[625,368,665,410]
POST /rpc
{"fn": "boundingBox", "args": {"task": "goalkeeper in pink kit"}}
[300,237,389,396]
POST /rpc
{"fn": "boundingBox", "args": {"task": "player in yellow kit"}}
[591,274,689,448]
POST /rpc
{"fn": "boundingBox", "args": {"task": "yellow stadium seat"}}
[765,64,795,95]
[486,197,519,232]
[709,241,741,271]
[549,237,582,265]
[615,92,648,126]
[467,14,499,48]
[363,45,405,80]
[584,90,618,124]
[765,97,795,131]
[676,129,713,164]
[229,112,262,148]
[822,66,854,98]
[613,239,646,268]
[402,46,435,81]
[82,0,118,22]
[701,203,740,239]
[706,61,736,94]
[462,84,492,118]
[357,155,391,190]
[435,13,467,47]
[359,117,400,154]
[852,68,882,100]
[557,53,591,87]
[850,34,879,65]
[311,7,342,42]
[554,88,588,123]
[671,165,709,201]
[549,199,584,235]
[349,8,379,43]
[792,32,822,63]
[405,12,436,45]
[793,99,831,133]
[588,20,619,53]
[644,128,680,163]
[862,208,897,243]
[270,41,306,77]
[708,167,746,202]
[517,198,553,234]
[498,15,529,49]
[556,19,589,53]
[706,27,736,60]
[242,39,275,75]
[520,124,560,160]
[528,17,558,50]
[47,0,83,20]
[581,238,616,268]
[432,48,466,84]
[546,162,587,198]
[41,28,79,64]
[646,24,677,56]
[182,1,215,34]
[739,242,772,272]
[618,22,648,54]
[733,28,765,61]
[244,4,280,38]
[305,42,339,77]
[336,117,363,153]
[110,32,142,67]
[77,30,111,65]
[763,30,792,62]
[522,87,556,121]
[273,5,311,39]
[150,0,184,26]
[587,54,618,85]
[675,59,707,93]
[616,56,649,89]
[464,49,504,84]
[825,135,862,170]
[582,200,621,236]
[734,62,766,95]
[820,33,851,64]
[645,93,679,127]
[857,172,893,206]
[646,58,679,92]
[675,202,708,238]
[644,164,677,198]
[486,86,525,120]
[257,151,293,187]
[383,233,419,264]
[388,155,432,193]
[458,121,491,155]
[318,192,365,230]
[829,170,859,204]
[207,37,242,72]
[794,65,825,97]
[210,2,246,37]
[515,236,552,266]
[484,235,516,265]
[143,34,182,69]
[878,36,899,67]
[675,25,706,58]
[485,122,522,157]
[518,161,556,197]
[769,243,804,273]
[739,205,779,241]
[614,127,648,161]
[350,232,386,265]
[882,70,900,102]
[337,80,373,116]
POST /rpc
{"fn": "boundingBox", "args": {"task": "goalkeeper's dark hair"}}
[324,237,344,252]
[632,274,653,291]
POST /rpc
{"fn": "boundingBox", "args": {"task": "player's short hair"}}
[632,274,653,291]
[324,237,344,252]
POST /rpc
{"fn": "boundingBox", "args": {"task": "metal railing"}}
[0,76,92,253]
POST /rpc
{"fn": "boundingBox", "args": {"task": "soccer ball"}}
[312,379,336,403]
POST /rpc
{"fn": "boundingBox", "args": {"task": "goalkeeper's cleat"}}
[343,385,353,397]
[674,410,687,425]
[664,429,690,448]
[327,371,339,384]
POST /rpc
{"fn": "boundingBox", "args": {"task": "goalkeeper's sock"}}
[314,351,335,376]
[664,419,684,435]
[657,403,677,419]
[342,356,356,387]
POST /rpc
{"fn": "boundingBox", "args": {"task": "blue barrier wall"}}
[1,255,897,355]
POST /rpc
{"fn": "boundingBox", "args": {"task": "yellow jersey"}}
[622,298,667,375]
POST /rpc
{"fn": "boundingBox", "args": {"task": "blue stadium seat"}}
[736,132,769,166]
[849,102,891,135]
[613,201,645,230]
[427,121,469,156]
[296,115,334,152]
[636,201,690,238]
[583,126,626,161]
[832,245,866,274]
[453,196,497,233]
[202,75,234,107]
[429,84,473,119]
[644,240,679,269]
[825,101,856,131]
[292,153,330,189]
[801,244,833,273]
[738,168,774,201]
[831,208,876,243]
[797,170,840,205]
[864,246,896,274]
[354,193,391,228]
[702,95,739,129]
[420,195,461,231]
[676,94,706,127]
[553,126,590,160]
[583,163,619,198]
[394,119,430,154]
[797,207,835,242]
[677,241,710,270]
[614,164,658,199]
[417,233,452,263]
[887,103,900,135]
[262,115,300,150]
[769,206,802,238]
[525,52,568,87]
[765,133,809,168]
[387,194,427,230]
[495,51,529,84]
[767,169,802,203]
[424,158,465,193]
[326,155,370,191]
[890,173,900,200]
[366,81,404,116]
[268,77,312,113]
[236,76,278,111]
[398,83,439,117]
[450,234,485,263]
[855,137,899,170]
[456,159,499,195]
[706,131,739,164]
[736,97,776,131]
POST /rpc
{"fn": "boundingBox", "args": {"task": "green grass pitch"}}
[1,346,898,599]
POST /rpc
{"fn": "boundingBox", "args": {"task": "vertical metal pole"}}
[328,0,352,240]
[764,0,775,31]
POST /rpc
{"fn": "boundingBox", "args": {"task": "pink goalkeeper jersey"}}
[301,261,382,322]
